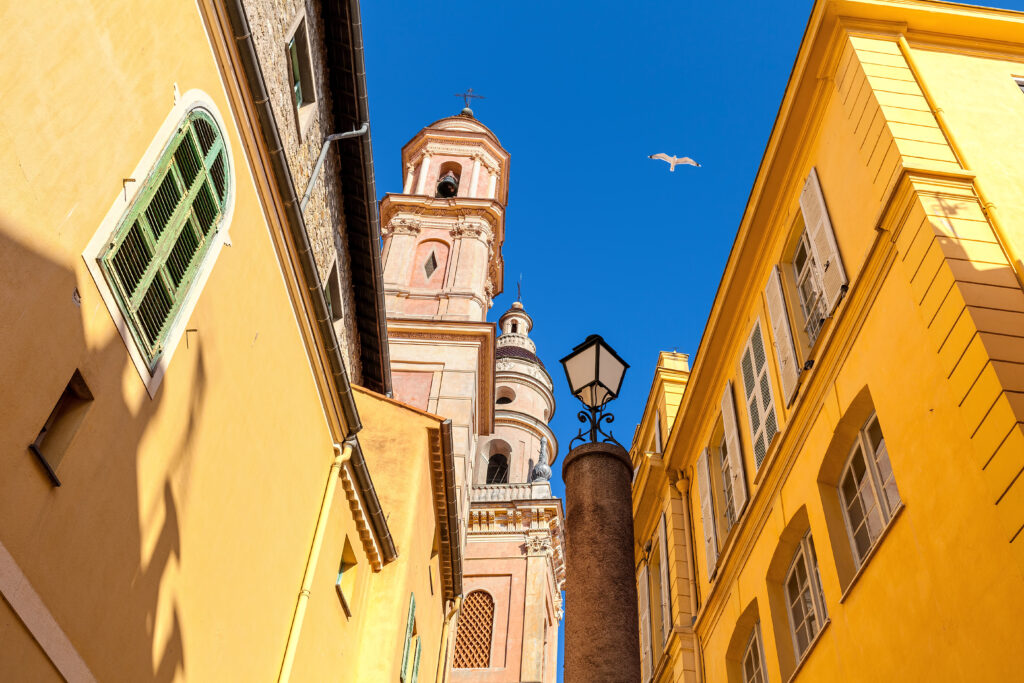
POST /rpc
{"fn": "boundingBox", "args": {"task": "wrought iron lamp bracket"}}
[569,402,622,450]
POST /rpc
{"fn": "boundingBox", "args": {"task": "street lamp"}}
[560,334,629,449]
[559,334,640,683]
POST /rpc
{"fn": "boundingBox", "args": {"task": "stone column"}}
[414,152,432,195]
[562,442,640,683]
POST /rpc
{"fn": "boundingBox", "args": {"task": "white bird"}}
[649,153,701,171]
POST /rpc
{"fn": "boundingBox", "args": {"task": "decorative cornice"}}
[339,461,383,572]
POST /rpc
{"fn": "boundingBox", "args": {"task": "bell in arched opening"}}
[436,170,459,198]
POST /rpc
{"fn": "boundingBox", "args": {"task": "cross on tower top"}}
[454,88,486,109]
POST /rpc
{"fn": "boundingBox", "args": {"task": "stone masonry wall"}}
[242,0,362,383]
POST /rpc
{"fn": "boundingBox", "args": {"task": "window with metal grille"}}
[741,321,779,469]
[486,454,509,484]
[839,413,901,567]
[454,590,494,668]
[99,108,230,369]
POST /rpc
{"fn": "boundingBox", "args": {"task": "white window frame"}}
[718,432,736,532]
[82,89,235,397]
[791,230,827,344]
[784,533,828,663]
[741,320,779,469]
[839,413,901,567]
[741,623,768,683]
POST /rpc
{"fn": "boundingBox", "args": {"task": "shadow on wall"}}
[0,227,203,681]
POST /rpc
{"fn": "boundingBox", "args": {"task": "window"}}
[792,231,826,343]
[424,251,438,279]
[742,625,767,683]
[656,514,672,645]
[511,321,518,334]
[98,108,231,370]
[454,591,494,668]
[325,259,342,322]
[1017,78,1024,95]
[486,454,509,484]
[638,563,653,681]
[496,386,515,406]
[400,593,421,682]
[785,533,828,662]
[741,321,778,469]
[28,370,93,486]
[654,410,663,453]
[495,396,512,405]
[696,382,749,579]
[286,15,317,136]
[336,537,357,617]
[839,413,901,566]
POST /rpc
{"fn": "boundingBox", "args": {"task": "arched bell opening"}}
[436,161,462,198]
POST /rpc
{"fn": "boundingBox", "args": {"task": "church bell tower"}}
[381,108,565,682]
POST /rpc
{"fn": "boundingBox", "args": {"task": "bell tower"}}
[381,110,564,682]
[380,108,510,322]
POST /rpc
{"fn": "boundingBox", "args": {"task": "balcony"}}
[470,481,552,502]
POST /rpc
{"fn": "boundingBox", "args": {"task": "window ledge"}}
[296,102,317,142]
[785,619,831,683]
[839,502,906,604]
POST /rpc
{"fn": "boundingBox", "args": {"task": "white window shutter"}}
[721,382,748,518]
[638,564,652,681]
[696,449,719,579]
[764,265,800,405]
[799,167,847,314]
[658,514,672,642]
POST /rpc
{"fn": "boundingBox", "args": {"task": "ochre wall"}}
[633,4,1024,682]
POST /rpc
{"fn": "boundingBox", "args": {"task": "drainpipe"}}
[896,35,1024,291]
[299,124,370,212]
[435,596,462,683]
[674,471,703,683]
[224,0,397,565]
[279,442,353,682]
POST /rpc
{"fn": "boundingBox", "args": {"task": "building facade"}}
[631,1,1024,681]
[381,112,566,682]
[0,0,460,680]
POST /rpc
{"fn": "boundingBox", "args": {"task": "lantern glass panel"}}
[562,343,597,395]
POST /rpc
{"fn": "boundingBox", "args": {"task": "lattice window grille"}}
[454,590,494,668]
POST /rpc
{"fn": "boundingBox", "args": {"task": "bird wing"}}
[649,153,674,164]
[679,157,701,167]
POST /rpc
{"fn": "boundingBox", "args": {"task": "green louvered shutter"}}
[411,636,422,683]
[100,109,230,368]
[400,593,416,681]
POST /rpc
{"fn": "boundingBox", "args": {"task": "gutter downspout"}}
[674,471,703,683]
[224,0,396,565]
[435,596,462,683]
[299,124,370,212]
[279,442,353,682]
[897,35,1024,291]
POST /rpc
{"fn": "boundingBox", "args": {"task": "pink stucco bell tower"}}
[381,109,565,682]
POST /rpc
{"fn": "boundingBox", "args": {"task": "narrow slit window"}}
[285,16,317,135]
[29,370,93,486]
[99,108,231,369]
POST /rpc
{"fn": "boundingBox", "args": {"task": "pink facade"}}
[381,111,564,682]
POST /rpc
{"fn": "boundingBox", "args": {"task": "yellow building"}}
[0,0,460,680]
[631,1,1024,681]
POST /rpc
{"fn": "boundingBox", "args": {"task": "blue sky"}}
[359,0,1024,677]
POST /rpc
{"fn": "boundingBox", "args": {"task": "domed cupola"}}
[496,301,546,367]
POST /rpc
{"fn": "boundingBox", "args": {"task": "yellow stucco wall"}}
[633,2,1024,682]
[0,1,451,681]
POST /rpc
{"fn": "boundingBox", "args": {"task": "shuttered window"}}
[400,593,416,681]
[696,449,719,579]
[657,514,672,643]
[798,168,847,316]
[99,108,230,368]
[765,265,801,406]
[741,321,779,469]
[637,564,653,682]
[839,413,901,567]
[720,381,749,520]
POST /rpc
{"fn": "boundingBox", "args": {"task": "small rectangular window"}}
[285,15,317,137]
[29,370,94,486]
[335,536,357,617]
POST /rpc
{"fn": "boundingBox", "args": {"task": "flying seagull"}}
[649,153,701,171]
